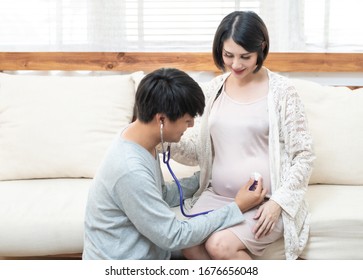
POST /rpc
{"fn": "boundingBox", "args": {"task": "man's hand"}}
[235,178,266,213]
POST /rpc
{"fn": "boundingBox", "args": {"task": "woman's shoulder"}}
[199,72,229,97]
[266,68,297,99]
[267,68,293,88]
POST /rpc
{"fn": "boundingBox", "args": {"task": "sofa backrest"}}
[1,52,362,184]
[0,72,143,180]
[293,79,363,185]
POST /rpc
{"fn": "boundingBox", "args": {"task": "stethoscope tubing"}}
[162,145,213,218]
[160,122,212,218]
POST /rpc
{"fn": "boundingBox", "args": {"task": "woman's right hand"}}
[234,178,266,213]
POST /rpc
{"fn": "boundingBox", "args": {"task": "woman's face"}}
[222,38,258,80]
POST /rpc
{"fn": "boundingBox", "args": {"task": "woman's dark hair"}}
[135,68,205,123]
[212,11,269,73]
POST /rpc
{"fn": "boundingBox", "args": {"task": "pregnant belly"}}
[211,159,271,198]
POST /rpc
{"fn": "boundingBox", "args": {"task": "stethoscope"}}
[160,120,213,218]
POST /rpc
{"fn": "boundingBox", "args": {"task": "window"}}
[304,0,363,51]
[0,0,362,52]
[0,0,88,50]
[123,0,259,51]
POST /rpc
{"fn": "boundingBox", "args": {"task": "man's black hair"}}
[135,68,205,122]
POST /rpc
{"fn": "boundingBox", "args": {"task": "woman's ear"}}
[261,41,266,51]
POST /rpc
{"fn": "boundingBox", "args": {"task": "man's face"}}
[163,114,194,143]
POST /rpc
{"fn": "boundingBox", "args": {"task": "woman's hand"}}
[252,200,282,239]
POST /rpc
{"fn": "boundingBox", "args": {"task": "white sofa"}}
[0,71,362,259]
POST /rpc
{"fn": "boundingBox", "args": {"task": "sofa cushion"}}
[300,184,363,259]
[0,179,91,256]
[292,79,363,185]
[0,72,143,180]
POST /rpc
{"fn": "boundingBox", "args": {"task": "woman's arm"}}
[271,83,315,218]
[162,171,200,207]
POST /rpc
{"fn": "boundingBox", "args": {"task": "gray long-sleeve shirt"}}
[83,137,245,260]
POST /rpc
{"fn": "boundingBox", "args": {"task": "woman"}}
[173,11,315,260]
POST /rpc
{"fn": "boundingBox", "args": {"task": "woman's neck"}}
[225,68,269,103]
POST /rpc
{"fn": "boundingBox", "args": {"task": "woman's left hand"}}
[252,200,282,239]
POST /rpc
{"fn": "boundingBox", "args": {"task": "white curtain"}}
[0,0,362,52]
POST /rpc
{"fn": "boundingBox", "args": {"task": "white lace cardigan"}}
[171,68,315,260]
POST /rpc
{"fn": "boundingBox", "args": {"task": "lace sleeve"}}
[170,116,201,166]
[272,83,315,218]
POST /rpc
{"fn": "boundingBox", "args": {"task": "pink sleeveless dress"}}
[189,89,283,256]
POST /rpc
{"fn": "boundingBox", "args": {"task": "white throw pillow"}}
[292,79,363,185]
[0,71,143,180]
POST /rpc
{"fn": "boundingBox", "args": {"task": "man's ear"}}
[156,113,166,125]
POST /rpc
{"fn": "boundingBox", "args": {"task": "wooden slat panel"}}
[0,52,219,72]
[0,52,362,72]
[264,53,363,73]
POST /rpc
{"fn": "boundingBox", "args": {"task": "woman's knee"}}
[205,233,234,260]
